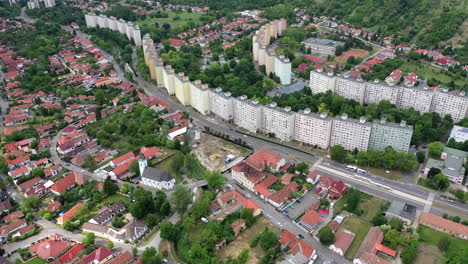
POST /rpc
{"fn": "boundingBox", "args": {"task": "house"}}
[57,203,84,225]
[8,166,31,179]
[306,171,321,184]
[330,230,354,256]
[107,251,133,264]
[231,219,246,237]
[46,201,62,213]
[353,227,396,264]
[424,147,467,185]
[245,148,286,172]
[29,234,71,261]
[25,183,48,197]
[279,229,297,249]
[232,162,265,191]
[0,219,27,239]
[214,239,226,251]
[54,243,85,264]
[89,203,125,225]
[50,172,89,195]
[17,177,42,192]
[140,146,159,160]
[267,181,298,208]
[0,201,12,212]
[419,213,468,240]
[328,180,347,200]
[211,190,261,219]
[139,155,175,190]
[110,152,135,167]
[82,220,148,243]
[300,210,323,230]
[168,38,187,49]
[385,201,417,225]
[3,210,24,223]
[254,175,279,198]
[282,173,294,185]
[13,224,35,238]
[76,246,113,264]
[281,237,317,264]
[6,155,30,170]
[167,125,188,140]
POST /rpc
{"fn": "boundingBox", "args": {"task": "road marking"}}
[424,192,435,212]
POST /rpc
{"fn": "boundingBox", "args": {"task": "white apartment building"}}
[209,88,234,122]
[294,109,332,149]
[265,49,276,75]
[162,66,176,95]
[174,73,191,105]
[44,0,55,8]
[364,80,400,105]
[397,86,434,113]
[262,102,295,141]
[258,45,267,66]
[331,114,372,151]
[189,80,210,115]
[233,95,263,133]
[84,14,142,46]
[336,75,366,104]
[27,0,39,9]
[310,69,336,94]
[430,89,468,122]
[274,55,292,85]
[368,119,413,152]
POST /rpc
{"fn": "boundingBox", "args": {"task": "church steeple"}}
[139,153,147,176]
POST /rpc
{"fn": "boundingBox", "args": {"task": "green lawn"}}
[137,11,203,28]
[368,167,404,181]
[24,257,47,264]
[400,62,466,89]
[359,197,389,221]
[98,193,131,207]
[340,216,372,260]
[418,225,468,263]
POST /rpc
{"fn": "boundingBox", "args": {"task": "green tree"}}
[330,145,347,163]
[106,242,114,250]
[295,162,309,174]
[204,171,225,190]
[345,188,361,214]
[103,179,118,196]
[389,217,403,231]
[318,226,335,246]
[170,185,192,213]
[428,141,444,157]
[383,229,400,249]
[82,232,95,247]
[129,160,140,176]
[31,167,45,178]
[259,231,278,251]
[160,221,177,241]
[372,215,388,226]
[21,195,41,212]
[141,247,163,264]
[416,151,426,163]
[63,220,75,231]
[401,239,419,264]
[438,236,450,252]
[146,213,159,228]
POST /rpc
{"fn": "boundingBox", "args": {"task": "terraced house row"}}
[252,19,291,85]
[85,13,142,46]
[142,35,413,152]
[310,69,468,122]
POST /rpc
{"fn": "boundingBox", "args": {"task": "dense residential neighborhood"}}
[0,1,466,264]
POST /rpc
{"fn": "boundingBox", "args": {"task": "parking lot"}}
[283,190,319,219]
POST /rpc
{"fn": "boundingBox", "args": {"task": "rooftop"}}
[302,37,344,47]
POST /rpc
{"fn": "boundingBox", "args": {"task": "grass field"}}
[359,197,389,221]
[137,11,203,28]
[24,257,47,264]
[417,225,468,263]
[400,62,466,89]
[98,193,130,207]
[217,217,281,264]
[368,167,404,181]
[340,216,372,260]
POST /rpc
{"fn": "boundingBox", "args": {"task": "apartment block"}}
[162,66,175,95]
[364,80,400,105]
[233,95,263,133]
[331,114,372,151]
[294,109,332,149]
[209,88,234,122]
[265,49,276,75]
[430,90,468,122]
[310,69,336,94]
[174,73,191,105]
[262,102,295,141]
[44,0,56,8]
[368,119,413,152]
[189,80,210,115]
[397,86,434,113]
[274,55,292,85]
[84,14,142,46]
[336,75,366,104]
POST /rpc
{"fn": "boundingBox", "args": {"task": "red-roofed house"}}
[267,181,298,208]
[3,210,24,223]
[46,201,62,213]
[330,230,354,256]
[107,251,133,264]
[241,199,261,216]
[245,148,285,172]
[306,171,321,184]
[57,203,84,225]
[253,175,278,198]
[140,146,160,160]
[29,234,71,261]
[231,219,246,237]
[328,180,347,200]
[279,229,297,249]
[17,177,42,192]
[110,152,135,167]
[54,243,84,264]
[50,172,89,195]
[168,38,187,49]
[354,227,396,264]
[232,162,265,191]
[300,210,323,230]
[0,219,26,238]
[289,239,316,261]
[75,246,113,264]
[419,213,468,240]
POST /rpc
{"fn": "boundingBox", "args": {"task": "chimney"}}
[327,71,334,77]
[320,112,328,118]
[341,113,348,120]
[304,108,311,115]
[240,95,248,100]
[215,88,222,93]
[201,84,209,89]
[224,92,231,97]
[284,106,291,112]
[317,68,323,73]
[380,118,387,124]
[400,120,407,127]
[252,100,259,105]
[194,80,202,85]
[373,79,379,83]
[270,102,277,108]
[178,73,185,77]
[359,116,366,124]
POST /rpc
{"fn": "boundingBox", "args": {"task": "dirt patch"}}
[414,244,443,264]
[193,132,251,171]
[216,217,281,264]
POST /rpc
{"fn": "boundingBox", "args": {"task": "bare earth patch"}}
[414,244,443,264]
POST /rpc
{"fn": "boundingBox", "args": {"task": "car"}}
[298,234,304,239]
[448,199,455,203]
[289,205,295,209]
[296,200,301,204]
[283,209,289,213]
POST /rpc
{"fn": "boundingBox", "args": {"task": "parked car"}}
[298,234,304,239]
[289,205,295,209]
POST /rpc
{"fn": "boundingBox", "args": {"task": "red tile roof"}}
[111,152,135,167]
[29,234,71,260]
[46,201,62,212]
[280,229,296,247]
[140,146,159,160]
[168,38,187,47]
[0,219,26,235]
[241,199,261,213]
[3,210,24,222]
[18,177,42,191]
[245,148,284,171]
[55,243,85,264]
[333,231,354,254]
[57,203,83,224]
[300,210,323,227]
[290,239,315,258]
[76,246,112,264]
[419,213,468,238]
[50,172,89,194]
[375,243,396,257]
[108,251,133,264]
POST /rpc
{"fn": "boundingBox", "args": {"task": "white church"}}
[139,154,175,190]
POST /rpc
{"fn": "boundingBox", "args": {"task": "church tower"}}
[139,153,147,176]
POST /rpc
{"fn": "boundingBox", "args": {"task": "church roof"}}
[141,167,174,182]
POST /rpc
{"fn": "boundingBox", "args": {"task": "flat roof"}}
[302,38,344,47]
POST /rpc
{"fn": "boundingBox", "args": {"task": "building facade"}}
[310,69,336,94]
[209,88,234,122]
[294,110,332,149]
[336,76,366,105]
[262,103,295,141]
[233,96,263,133]
[368,119,413,152]
[189,81,210,115]
[330,114,372,151]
